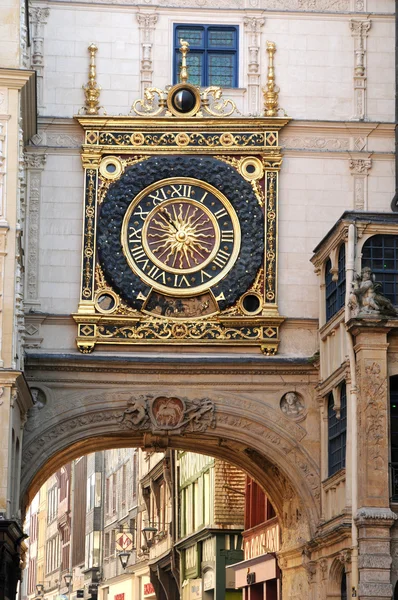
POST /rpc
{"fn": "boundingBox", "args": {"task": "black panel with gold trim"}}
[75,101,289,353]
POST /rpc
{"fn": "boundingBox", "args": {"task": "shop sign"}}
[143,583,155,597]
[189,580,201,600]
[203,571,214,591]
[114,594,124,600]
[115,532,133,552]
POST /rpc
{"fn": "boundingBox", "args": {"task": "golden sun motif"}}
[145,201,218,272]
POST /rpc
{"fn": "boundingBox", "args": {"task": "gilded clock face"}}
[97,156,264,312]
[121,178,240,296]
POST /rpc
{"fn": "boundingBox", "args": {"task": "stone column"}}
[24,153,46,311]
[349,158,372,210]
[349,322,395,599]
[244,16,265,115]
[29,7,50,110]
[349,20,371,121]
[136,12,158,97]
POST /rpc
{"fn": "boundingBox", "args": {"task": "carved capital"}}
[24,153,46,170]
[349,158,372,175]
[244,16,265,33]
[29,6,50,25]
[350,19,371,38]
[339,549,351,565]
[136,12,158,30]
[355,507,398,527]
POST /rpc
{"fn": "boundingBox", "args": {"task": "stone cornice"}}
[30,0,394,16]
[0,68,36,90]
[32,117,395,156]
[25,350,318,373]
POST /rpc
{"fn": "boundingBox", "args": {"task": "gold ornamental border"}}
[121,177,241,297]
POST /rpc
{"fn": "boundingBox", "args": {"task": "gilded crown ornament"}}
[80,43,104,115]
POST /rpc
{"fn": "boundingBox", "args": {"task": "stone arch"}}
[327,556,346,599]
[21,387,320,535]
[21,382,322,599]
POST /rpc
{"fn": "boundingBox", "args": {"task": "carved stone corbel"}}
[136,12,158,97]
[349,158,372,210]
[24,153,46,310]
[349,19,371,121]
[29,7,50,110]
[244,16,265,115]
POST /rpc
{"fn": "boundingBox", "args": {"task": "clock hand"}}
[159,207,178,232]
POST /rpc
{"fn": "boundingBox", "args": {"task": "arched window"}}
[362,234,398,305]
[328,383,347,477]
[390,376,398,501]
[325,245,346,322]
[337,244,346,310]
[325,258,337,321]
[341,572,347,600]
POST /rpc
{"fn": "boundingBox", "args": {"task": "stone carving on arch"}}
[21,388,321,539]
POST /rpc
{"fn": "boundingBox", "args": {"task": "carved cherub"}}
[349,266,398,317]
[120,396,149,428]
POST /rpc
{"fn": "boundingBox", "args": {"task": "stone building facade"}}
[0,1,398,599]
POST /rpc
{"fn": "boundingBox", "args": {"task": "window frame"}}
[327,383,347,477]
[325,244,346,322]
[173,24,239,88]
[362,234,398,306]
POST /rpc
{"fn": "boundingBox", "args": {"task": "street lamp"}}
[64,574,73,589]
[142,524,158,546]
[36,584,44,596]
[118,551,131,570]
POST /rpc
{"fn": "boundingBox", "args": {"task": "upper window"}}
[328,383,347,477]
[325,245,346,322]
[174,25,238,88]
[362,235,398,305]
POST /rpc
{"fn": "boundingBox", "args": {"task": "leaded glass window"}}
[328,383,347,477]
[325,245,346,322]
[325,258,337,321]
[362,234,398,305]
[174,25,238,87]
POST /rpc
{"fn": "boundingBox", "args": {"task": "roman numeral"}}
[214,207,228,220]
[199,191,208,203]
[200,270,212,283]
[131,245,149,268]
[147,265,166,284]
[128,226,142,241]
[213,249,230,269]
[147,187,168,205]
[174,274,191,288]
[169,184,193,198]
[221,230,234,243]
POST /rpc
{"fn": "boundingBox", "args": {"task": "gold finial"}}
[83,43,101,115]
[179,39,190,84]
[263,41,280,117]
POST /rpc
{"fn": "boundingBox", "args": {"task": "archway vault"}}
[23,355,320,552]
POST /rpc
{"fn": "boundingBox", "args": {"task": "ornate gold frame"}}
[74,115,289,354]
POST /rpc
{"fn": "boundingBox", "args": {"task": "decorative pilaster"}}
[349,158,372,209]
[29,7,50,110]
[244,16,265,115]
[136,12,158,97]
[24,153,46,310]
[349,19,371,121]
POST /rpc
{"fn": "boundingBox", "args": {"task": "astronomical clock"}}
[74,42,289,354]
